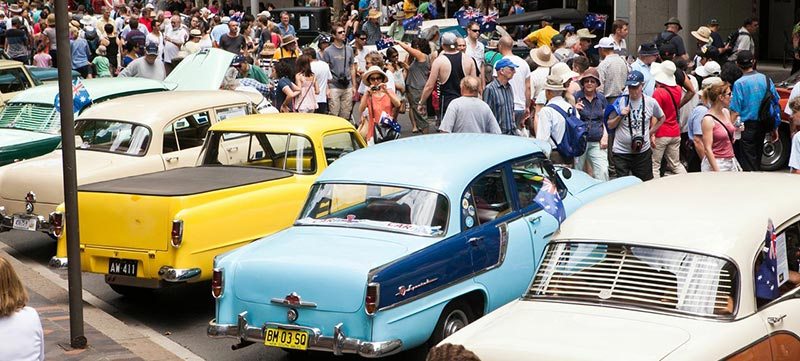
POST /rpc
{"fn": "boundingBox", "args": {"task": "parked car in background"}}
[207,134,639,357]
[0,47,236,167]
[0,91,264,238]
[440,173,800,361]
[48,114,362,296]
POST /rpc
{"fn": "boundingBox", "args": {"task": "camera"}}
[631,135,644,152]
[370,85,380,91]
[335,75,349,87]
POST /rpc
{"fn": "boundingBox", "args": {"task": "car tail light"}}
[365,283,380,315]
[212,268,224,298]
[171,220,183,248]
[49,212,63,237]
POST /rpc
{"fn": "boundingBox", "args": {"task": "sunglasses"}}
[469,28,479,32]
[359,37,367,41]
[583,78,598,84]
[336,30,345,34]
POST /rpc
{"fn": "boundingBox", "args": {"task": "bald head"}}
[499,35,513,54]
[460,76,480,96]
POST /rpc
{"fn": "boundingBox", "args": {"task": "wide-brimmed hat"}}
[638,42,659,56]
[280,34,298,47]
[695,60,721,78]
[392,12,404,20]
[46,13,55,26]
[576,28,595,39]
[260,42,277,56]
[529,46,556,67]
[70,19,81,29]
[665,17,682,29]
[551,62,579,83]
[579,67,601,85]
[80,14,94,26]
[8,4,22,13]
[362,65,388,86]
[691,26,712,44]
[651,60,677,87]
[189,29,202,37]
[367,8,381,19]
[543,74,566,91]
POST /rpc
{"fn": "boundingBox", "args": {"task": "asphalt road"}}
[0,230,430,361]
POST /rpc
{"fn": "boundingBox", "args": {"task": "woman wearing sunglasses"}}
[358,66,401,144]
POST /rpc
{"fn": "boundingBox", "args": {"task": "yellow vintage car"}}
[52,113,365,296]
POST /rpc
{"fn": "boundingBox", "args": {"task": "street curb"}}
[0,244,203,361]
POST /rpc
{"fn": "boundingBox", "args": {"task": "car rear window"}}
[526,242,739,318]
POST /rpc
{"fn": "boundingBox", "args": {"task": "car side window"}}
[464,168,511,229]
[216,105,248,121]
[322,132,361,165]
[754,220,800,309]
[511,157,549,210]
[162,111,211,153]
[0,67,32,93]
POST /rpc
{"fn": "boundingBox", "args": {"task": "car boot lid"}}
[163,48,235,91]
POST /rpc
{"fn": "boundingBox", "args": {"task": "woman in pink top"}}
[701,82,739,172]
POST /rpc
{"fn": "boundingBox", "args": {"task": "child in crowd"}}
[32,43,51,67]
[92,45,111,78]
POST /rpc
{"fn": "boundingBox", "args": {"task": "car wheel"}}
[427,300,474,347]
[108,284,153,298]
[761,126,790,171]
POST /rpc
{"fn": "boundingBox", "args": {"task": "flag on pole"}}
[533,177,566,224]
[54,79,92,113]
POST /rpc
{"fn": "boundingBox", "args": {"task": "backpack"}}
[725,30,750,49]
[757,74,778,131]
[546,104,588,158]
[654,32,676,52]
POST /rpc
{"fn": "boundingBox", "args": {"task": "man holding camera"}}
[607,70,666,181]
[323,25,357,121]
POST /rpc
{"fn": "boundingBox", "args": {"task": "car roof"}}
[318,133,546,195]
[77,91,262,124]
[553,172,800,263]
[8,77,167,105]
[209,113,356,135]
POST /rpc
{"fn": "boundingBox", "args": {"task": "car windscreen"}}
[526,241,739,318]
[75,119,151,156]
[296,183,448,237]
[198,131,316,174]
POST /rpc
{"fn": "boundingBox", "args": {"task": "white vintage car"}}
[0,90,264,238]
[440,172,800,361]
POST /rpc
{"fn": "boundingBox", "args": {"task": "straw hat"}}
[362,65,388,86]
[576,28,596,39]
[651,60,677,87]
[280,34,298,47]
[529,46,557,67]
[691,26,712,44]
[189,29,202,37]
[543,74,566,91]
[260,42,277,56]
[550,62,579,83]
[392,12,404,20]
[367,8,381,19]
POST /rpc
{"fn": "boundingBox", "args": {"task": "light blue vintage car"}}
[207,134,640,357]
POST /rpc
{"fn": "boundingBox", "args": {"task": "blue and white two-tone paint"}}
[207,134,641,358]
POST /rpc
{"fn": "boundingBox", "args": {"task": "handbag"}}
[367,93,401,144]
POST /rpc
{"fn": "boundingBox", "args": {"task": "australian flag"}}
[479,12,498,33]
[402,14,423,31]
[455,8,483,28]
[54,79,92,113]
[755,220,780,300]
[375,36,396,51]
[534,177,566,224]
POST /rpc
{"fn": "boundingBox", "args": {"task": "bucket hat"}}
[691,26,712,44]
[529,46,557,67]
[651,60,677,87]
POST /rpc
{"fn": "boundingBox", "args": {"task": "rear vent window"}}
[527,242,739,318]
[0,103,59,134]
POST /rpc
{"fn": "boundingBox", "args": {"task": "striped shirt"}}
[483,79,515,135]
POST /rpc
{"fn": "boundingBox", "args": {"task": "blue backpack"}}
[546,104,588,158]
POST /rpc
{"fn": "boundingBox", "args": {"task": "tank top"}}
[440,52,465,111]
[706,113,736,158]
[407,54,430,91]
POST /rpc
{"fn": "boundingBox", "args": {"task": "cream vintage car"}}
[0,90,264,237]
[440,172,800,361]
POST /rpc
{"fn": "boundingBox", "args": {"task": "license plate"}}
[108,258,138,277]
[11,216,37,231]
[264,328,308,350]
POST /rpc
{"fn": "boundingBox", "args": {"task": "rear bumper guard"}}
[207,311,403,358]
[158,266,202,282]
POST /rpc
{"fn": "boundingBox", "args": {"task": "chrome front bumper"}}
[207,311,403,358]
[0,209,54,234]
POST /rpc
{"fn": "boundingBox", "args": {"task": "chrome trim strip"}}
[269,298,318,308]
[206,312,403,358]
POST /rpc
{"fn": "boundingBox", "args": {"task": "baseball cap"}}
[626,70,645,87]
[494,58,519,71]
[221,16,230,24]
[695,60,721,78]
[551,34,565,47]
[230,54,245,67]
[708,18,720,26]
[736,50,755,65]
[441,32,458,50]
[594,37,615,49]
[145,43,159,55]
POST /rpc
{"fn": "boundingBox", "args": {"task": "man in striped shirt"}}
[484,58,517,135]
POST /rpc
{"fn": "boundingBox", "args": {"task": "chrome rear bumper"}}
[0,209,55,234]
[207,311,402,358]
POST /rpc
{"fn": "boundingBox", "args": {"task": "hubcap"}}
[442,309,468,338]
[762,135,783,167]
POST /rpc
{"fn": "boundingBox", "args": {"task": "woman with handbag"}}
[358,66,401,144]
[294,55,319,113]
[573,67,609,181]
[274,61,301,113]
[700,82,740,172]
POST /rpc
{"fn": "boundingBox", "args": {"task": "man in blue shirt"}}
[276,12,296,36]
[483,58,516,135]
[729,50,781,171]
[630,42,658,96]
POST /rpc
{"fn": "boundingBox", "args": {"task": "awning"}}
[496,8,585,26]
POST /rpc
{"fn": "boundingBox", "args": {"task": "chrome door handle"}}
[166,157,179,163]
[467,236,484,246]
[527,216,542,225]
[226,147,238,152]
[768,315,787,325]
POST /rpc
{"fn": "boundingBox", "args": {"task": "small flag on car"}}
[54,79,92,113]
[534,177,565,224]
[755,219,780,300]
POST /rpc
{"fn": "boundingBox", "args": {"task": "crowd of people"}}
[0,0,792,178]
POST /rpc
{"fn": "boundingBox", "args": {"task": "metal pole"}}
[55,0,86,350]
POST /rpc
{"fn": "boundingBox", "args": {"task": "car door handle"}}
[166,157,179,163]
[767,315,787,325]
[467,236,484,246]
[226,147,238,152]
[527,216,542,225]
